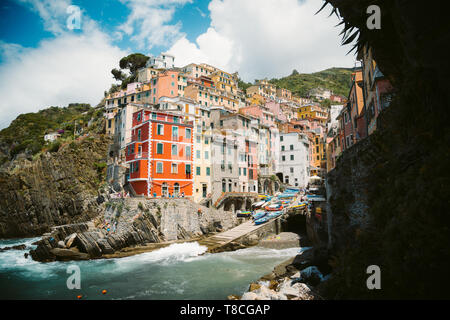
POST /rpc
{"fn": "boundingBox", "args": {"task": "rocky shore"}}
[230,244,331,300]
[29,198,239,262]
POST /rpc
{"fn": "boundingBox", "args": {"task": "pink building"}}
[239,105,275,127]
[265,101,287,123]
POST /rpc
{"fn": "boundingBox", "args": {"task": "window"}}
[196,166,201,175]
[196,150,201,159]
[137,129,141,141]
[152,113,157,120]
[204,151,209,159]
[137,112,141,121]
[239,168,241,175]
[156,162,163,173]
[185,164,191,176]
[280,136,283,142]
[186,146,191,159]
[185,128,191,139]
[206,167,211,176]
[281,146,285,151]
[173,117,179,123]
[172,126,178,140]
[157,143,163,154]
[290,155,294,161]
[171,163,178,174]
[157,124,164,135]
[290,167,294,173]
[172,144,178,156]
[174,183,180,197]
[290,145,293,150]
[282,155,286,161]
[243,168,247,175]
[196,135,201,143]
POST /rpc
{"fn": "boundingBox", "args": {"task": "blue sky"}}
[0,0,355,129]
[0,0,211,61]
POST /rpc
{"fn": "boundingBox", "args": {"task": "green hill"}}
[269,67,355,98]
[0,103,105,163]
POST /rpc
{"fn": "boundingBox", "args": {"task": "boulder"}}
[57,241,65,248]
[299,266,324,286]
[241,292,259,300]
[73,231,103,257]
[50,248,90,261]
[0,244,26,252]
[249,283,261,292]
[65,233,77,248]
[97,239,115,254]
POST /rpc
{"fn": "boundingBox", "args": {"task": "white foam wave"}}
[112,242,208,270]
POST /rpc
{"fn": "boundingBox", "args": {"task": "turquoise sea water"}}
[0,237,299,300]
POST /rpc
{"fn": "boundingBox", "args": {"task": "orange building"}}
[125,109,194,197]
[148,70,181,104]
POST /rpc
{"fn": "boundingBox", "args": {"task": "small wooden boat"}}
[252,211,267,220]
[265,204,284,211]
[254,216,270,225]
[266,211,283,219]
[236,211,253,217]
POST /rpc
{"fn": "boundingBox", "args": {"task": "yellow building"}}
[137,67,160,83]
[246,93,266,106]
[310,133,326,176]
[210,70,237,94]
[184,84,238,111]
[297,104,329,125]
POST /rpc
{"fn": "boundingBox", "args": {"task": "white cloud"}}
[117,0,193,51]
[16,0,72,34]
[0,1,127,129]
[168,0,356,81]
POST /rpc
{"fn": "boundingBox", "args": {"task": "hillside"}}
[269,67,354,97]
[0,103,105,165]
[0,104,110,238]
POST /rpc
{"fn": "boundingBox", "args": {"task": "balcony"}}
[127,152,149,161]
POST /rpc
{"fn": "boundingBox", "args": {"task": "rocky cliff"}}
[30,198,239,262]
[0,132,110,238]
[319,0,450,299]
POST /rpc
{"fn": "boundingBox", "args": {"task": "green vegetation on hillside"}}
[0,103,104,162]
[269,67,354,97]
[237,78,252,92]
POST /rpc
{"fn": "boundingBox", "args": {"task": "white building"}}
[114,104,138,150]
[278,132,310,188]
[146,53,175,69]
[44,132,61,142]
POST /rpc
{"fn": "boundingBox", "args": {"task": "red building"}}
[126,109,194,197]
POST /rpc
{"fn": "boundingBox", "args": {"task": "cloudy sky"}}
[0,0,356,129]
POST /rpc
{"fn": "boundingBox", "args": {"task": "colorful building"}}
[125,109,194,197]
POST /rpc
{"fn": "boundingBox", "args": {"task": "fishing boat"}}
[265,203,284,211]
[254,216,270,225]
[252,211,267,220]
[252,200,267,209]
[266,211,283,219]
[236,210,253,217]
[291,202,307,208]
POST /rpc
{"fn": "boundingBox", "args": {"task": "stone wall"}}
[326,134,382,251]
